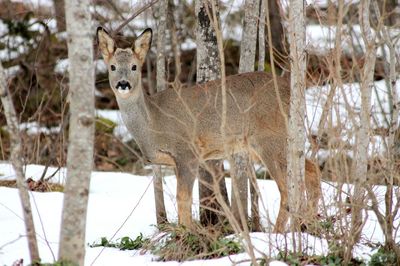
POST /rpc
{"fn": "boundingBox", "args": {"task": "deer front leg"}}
[175,158,198,227]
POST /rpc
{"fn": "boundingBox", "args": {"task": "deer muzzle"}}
[116,80,132,94]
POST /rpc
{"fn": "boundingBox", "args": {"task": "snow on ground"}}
[0,163,398,265]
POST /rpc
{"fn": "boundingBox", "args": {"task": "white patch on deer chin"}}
[118,89,130,95]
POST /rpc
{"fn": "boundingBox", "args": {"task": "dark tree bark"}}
[196,0,229,226]
[266,0,287,71]
[53,0,66,32]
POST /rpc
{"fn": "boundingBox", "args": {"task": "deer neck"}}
[115,84,156,159]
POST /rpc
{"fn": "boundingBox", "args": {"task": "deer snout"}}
[116,80,132,92]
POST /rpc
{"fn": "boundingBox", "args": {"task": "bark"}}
[168,0,182,80]
[369,2,400,263]
[0,64,40,264]
[209,3,257,263]
[234,0,260,227]
[152,0,168,226]
[266,0,286,70]
[58,0,95,264]
[258,0,266,71]
[287,0,306,242]
[53,0,66,32]
[344,0,376,262]
[196,0,229,226]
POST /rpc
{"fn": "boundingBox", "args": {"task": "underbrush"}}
[90,223,243,262]
[272,251,366,266]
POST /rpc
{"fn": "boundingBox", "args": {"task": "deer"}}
[97,27,321,233]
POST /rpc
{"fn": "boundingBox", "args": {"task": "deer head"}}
[97,27,152,99]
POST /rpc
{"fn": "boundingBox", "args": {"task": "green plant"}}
[369,247,397,266]
[146,223,243,261]
[95,117,117,134]
[89,233,149,250]
[276,251,365,266]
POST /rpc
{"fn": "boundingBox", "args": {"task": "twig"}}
[114,0,159,34]
[0,61,40,263]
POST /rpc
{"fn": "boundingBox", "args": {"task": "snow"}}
[54,59,108,74]
[0,163,399,265]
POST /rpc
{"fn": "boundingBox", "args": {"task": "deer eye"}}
[131,65,137,71]
[110,65,116,71]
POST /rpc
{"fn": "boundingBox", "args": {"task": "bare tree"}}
[232,0,260,228]
[0,63,40,264]
[287,0,307,246]
[152,0,168,225]
[196,0,229,226]
[58,0,95,264]
[344,0,376,262]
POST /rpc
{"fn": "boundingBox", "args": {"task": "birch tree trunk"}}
[196,0,229,226]
[152,0,168,225]
[0,64,40,264]
[344,0,376,262]
[58,0,95,264]
[233,0,260,228]
[287,0,306,242]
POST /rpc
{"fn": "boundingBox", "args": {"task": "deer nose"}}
[116,80,132,91]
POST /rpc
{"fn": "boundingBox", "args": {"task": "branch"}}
[114,0,159,34]
[0,62,40,263]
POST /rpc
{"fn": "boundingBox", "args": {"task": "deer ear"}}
[97,27,115,62]
[134,28,152,64]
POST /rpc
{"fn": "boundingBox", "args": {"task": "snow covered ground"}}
[0,163,398,265]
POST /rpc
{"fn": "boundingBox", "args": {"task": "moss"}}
[95,117,117,134]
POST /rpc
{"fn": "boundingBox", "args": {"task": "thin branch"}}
[114,0,159,34]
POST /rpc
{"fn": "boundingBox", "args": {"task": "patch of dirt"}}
[0,178,64,192]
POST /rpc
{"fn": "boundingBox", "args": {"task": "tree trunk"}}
[234,0,260,228]
[0,64,40,264]
[196,0,229,226]
[287,0,306,248]
[152,0,169,226]
[266,0,287,71]
[258,0,266,72]
[344,0,376,262]
[58,0,95,264]
[53,0,66,32]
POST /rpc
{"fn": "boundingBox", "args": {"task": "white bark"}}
[232,0,260,225]
[287,0,306,235]
[0,63,40,264]
[239,0,260,74]
[156,0,168,93]
[58,0,95,264]
[153,0,168,225]
[345,0,376,262]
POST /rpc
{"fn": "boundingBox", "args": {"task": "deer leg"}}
[305,159,322,218]
[270,163,289,233]
[175,158,198,227]
[252,139,289,233]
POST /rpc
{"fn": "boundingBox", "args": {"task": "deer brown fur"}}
[97,27,321,233]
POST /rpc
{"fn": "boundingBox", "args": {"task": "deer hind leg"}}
[268,161,289,233]
[175,156,198,228]
[305,159,322,219]
[253,142,289,233]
